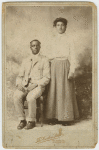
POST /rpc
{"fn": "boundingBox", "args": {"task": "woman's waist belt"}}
[55,57,68,60]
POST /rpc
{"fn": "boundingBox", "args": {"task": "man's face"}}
[30,41,40,55]
[56,22,66,34]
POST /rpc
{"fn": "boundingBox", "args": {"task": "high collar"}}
[57,32,66,38]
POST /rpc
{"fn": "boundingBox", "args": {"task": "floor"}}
[6,117,93,131]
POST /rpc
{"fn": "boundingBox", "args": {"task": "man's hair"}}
[30,39,41,46]
[53,17,68,27]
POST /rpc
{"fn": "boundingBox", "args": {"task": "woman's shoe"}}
[62,122,74,126]
[48,122,56,125]
[48,119,58,125]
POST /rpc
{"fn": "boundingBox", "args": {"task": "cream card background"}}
[2,1,98,149]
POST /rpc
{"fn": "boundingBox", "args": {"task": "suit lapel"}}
[25,60,33,77]
[25,54,42,78]
[32,54,42,68]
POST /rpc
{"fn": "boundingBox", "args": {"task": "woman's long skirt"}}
[45,59,79,121]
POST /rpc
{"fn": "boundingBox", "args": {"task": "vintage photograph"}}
[2,2,97,148]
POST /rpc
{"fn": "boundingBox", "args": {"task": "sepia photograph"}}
[2,2,97,148]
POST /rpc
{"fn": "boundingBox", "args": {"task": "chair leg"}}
[40,102,43,127]
[36,107,40,123]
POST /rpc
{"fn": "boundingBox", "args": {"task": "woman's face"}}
[56,22,66,34]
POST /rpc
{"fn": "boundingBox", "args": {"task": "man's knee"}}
[13,89,25,103]
[26,93,36,102]
[27,88,42,102]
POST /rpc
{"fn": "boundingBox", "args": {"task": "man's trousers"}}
[13,86,44,122]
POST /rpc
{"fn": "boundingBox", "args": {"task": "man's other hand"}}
[27,83,38,92]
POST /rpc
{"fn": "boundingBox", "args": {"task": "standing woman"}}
[45,17,79,125]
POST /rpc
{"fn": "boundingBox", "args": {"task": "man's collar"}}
[30,53,41,61]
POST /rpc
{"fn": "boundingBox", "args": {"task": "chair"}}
[24,94,45,127]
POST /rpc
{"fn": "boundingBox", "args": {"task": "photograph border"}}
[2,1,97,148]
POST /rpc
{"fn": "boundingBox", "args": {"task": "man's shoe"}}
[24,121,35,130]
[17,120,27,130]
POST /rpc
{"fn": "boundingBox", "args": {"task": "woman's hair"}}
[53,17,68,27]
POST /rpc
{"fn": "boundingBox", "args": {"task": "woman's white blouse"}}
[45,33,78,73]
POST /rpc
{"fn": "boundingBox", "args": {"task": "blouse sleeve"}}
[69,40,78,73]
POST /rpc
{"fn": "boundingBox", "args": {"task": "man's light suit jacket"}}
[16,54,50,88]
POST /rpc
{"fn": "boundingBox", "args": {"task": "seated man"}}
[13,39,50,130]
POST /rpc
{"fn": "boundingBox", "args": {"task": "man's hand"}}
[27,83,38,92]
[17,84,26,93]
[68,72,74,80]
